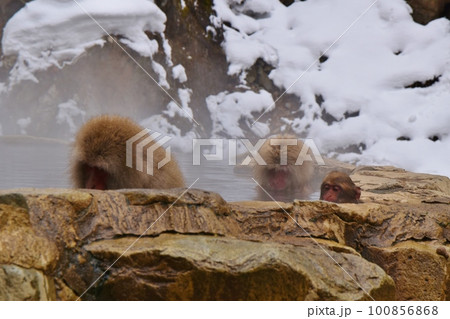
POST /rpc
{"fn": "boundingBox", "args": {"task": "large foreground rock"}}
[85,234,392,300]
[0,165,448,300]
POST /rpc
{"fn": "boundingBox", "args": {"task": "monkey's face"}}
[320,182,360,203]
[267,167,289,191]
[83,164,109,190]
[320,183,342,202]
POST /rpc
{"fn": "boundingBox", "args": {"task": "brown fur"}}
[71,115,185,189]
[320,171,360,203]
[253,135,315,199]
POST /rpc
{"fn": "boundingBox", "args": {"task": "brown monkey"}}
[320,171,360,203]
[71,115,185,190]
[252,135,315,201]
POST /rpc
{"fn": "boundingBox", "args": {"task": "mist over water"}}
[0,137,71,189]
[177,153,258,201]
[0,136,319,202]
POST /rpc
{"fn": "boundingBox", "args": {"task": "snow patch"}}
[56,99,86,135]
[2,0,166,86]
[206,90,274,138]
[151,61,169,88]
[17,117,31,135]
[140,114,196,153]
[213,0,450,177]
[172,64,187,83]
[164,88,193,120]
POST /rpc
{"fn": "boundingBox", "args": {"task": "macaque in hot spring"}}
[320,171,361,204]
[252,135,315,200]
[71,115,185,190]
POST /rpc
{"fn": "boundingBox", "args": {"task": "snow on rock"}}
[338,137,450,177]
[56,99,86,135]
[213,0,450,177]
[206,90,274,138]
[164,88,193,119]
[172,64,187,83]
[17,117,31,135]
[1,0,449,178]
[2,0,166,86]
[151,60,170,89]
[140,114,197,153]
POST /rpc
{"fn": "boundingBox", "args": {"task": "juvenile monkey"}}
[320,171,360,203]
[71,115,185,190]
[252,135,315,201]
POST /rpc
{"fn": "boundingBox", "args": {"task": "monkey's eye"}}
[332,185,342,192]
[323,184,331,190]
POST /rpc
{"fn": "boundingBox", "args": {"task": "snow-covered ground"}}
[1,0,450,177]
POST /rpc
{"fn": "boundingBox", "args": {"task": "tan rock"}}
[0,264,55,301]
[230,200,348,245]
[54,278,78,301]
[0,194,59,271]
[364,241,449,300]
[85,234,394,301]
[0,165,448,300]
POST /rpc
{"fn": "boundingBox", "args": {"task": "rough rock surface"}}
[0,165,448,300]
[0,264,54,301]
[407,0,450,24]
[85,234,392,301]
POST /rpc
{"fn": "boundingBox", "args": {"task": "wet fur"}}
[253,134,315,196]
[71,115,185,189]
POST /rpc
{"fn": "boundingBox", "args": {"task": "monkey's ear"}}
[355,187,361,201]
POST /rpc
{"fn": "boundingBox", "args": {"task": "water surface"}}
[0,136,319,202]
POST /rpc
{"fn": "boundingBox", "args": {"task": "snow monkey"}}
[71,115,185,190]
[252,135,315,200]
[320,171,361,203]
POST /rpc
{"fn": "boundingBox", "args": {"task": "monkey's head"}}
[320,171,361,203]
[71,115,142,190]
[254,135,314,192]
